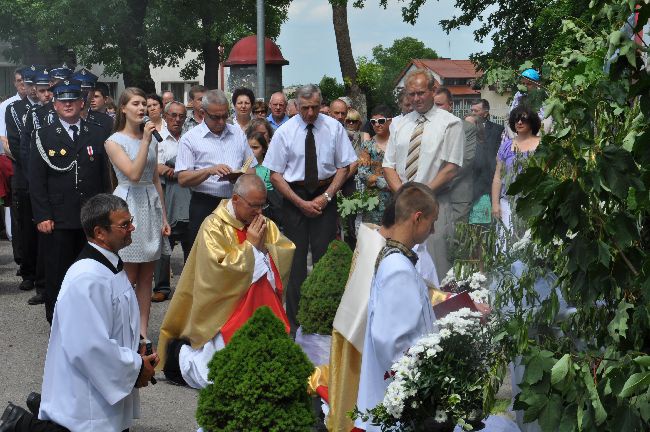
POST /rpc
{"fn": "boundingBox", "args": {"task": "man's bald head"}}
[269,91,287,121]
[233,173,266,197]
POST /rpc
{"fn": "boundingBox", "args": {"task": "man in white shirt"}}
[263,84,357,332]
[0,194,157,432]
[382,68,464,277]
[152,101,191,302]
[176,89,256,247]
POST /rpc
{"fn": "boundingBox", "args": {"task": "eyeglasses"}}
[204,111,229,121]
[167,113,187,119]
[109,216,134,230]
[345,119,359,124]
[514,114,529,123]
[239,195,269,210]
[370,117,391,126]
[407,90,429,98]
[254,110,267,114]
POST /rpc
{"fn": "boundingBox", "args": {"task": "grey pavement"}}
[0,238,199,431]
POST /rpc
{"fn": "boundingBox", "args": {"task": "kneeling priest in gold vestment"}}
[157,174,295,389]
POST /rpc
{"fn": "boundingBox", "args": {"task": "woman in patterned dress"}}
[105,87,171,337]
[355,105,393,225]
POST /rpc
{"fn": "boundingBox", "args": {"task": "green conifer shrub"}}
[196,307,315,432]
[297,240,353,335]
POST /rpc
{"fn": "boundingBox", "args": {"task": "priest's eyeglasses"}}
[109,217,135,230]
[240,196,269,210]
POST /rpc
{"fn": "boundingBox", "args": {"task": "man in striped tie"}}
[382,68,464,278]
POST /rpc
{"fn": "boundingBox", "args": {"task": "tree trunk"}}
[331,1,366,118]
[118,0,156,93]
[201,10,220,89]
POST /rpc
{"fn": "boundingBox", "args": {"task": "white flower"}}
[434,408,448,423]
[469,288,490,304]
[511,229,532,252]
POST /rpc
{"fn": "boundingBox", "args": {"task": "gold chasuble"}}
[156,200,294,371]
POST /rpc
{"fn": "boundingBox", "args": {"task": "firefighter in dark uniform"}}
[73,68,114,139]
[5,66,39,295]
[29,79,112,323]
[17,69,58,306]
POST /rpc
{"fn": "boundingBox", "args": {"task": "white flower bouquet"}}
[355,308,498,431]
[440,268,490,305]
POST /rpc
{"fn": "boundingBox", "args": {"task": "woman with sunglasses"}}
[491,104,541,231]
[252,100,267,119]
[105,87,171,338]
[355,105,393,225]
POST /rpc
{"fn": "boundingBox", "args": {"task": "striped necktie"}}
[405,115,427,181]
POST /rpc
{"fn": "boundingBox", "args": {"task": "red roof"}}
[411,59,481,79]
[224,35,289,66]
[443,85,480,96]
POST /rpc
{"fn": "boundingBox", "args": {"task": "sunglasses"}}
[345,119,359,124]
[514,114,529,123]
[370,117,391,126]
[253,110,267,114]
[204,111,229,121]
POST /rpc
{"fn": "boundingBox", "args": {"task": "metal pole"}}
[256,0,265,101]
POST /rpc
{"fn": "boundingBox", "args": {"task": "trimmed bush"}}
[196,307,315,432]
[297,240,353,335]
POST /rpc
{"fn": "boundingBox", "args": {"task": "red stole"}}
[220,228,290,344]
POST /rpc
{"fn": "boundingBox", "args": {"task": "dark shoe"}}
[27,292,45,305]
[26,393,40,416]
[163,339,189,386]
[15,268,22,277]
[151,291,168,303]
[0,402,31,431]
[18,280,34,291]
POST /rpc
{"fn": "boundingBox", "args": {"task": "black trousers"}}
[43,229,86,323]
[15,189,38,283]
[153,224,191,294]
[188,192,222,248]
[9,177,22,265]
[282,184,338,332]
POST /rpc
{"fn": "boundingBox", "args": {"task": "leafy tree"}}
[0,0,291,92]
[357,37,437,112]
[483,1,650,430]
[318,75,346,103]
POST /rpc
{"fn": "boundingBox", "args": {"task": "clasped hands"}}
[246,214,268,253]
[135,344,159,388]
[298,194,329,218]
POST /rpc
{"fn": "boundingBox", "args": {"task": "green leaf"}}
[633,356,650,368]
[551,354,571,387]
[619,372,650,398]
[607,300,633,343]
[583,368,607,425]
[558,404,577,432]
[538,394,563,431]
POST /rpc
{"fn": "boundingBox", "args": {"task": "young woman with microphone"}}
[105,87,171,338]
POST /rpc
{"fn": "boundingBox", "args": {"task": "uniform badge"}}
[48,150,55,157]
[84,126,88,132]
[87,146,94,161]
[56,128,62,134]
[60,149,67,156]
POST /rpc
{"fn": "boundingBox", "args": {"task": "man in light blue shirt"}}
[266,91,289,130]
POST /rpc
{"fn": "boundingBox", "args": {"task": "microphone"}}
[142,116,163,143]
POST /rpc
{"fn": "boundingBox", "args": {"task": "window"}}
[161,82,199,104]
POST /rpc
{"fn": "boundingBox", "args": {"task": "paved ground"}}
[0,238,199,431]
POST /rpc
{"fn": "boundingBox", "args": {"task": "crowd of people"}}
[0,62,545,431]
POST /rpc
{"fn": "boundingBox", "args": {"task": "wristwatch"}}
[323,192,332,202]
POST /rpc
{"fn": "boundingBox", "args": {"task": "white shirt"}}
[0,93,21,139]
[87,241,120,268]
[39,252,141,432]
[263,113,357,182]
[355,252,436,431]
[58,118,82,141]
[175,121,256,197]
[158,125,180,164]
[383,106,464,183]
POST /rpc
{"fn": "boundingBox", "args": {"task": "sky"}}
[275,0,493,86]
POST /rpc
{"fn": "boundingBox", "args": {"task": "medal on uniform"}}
[87,146,94,161]
[60,149,67,156]
[48,150,55,157]
[84,126,88,132]
[56,127,62,134]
